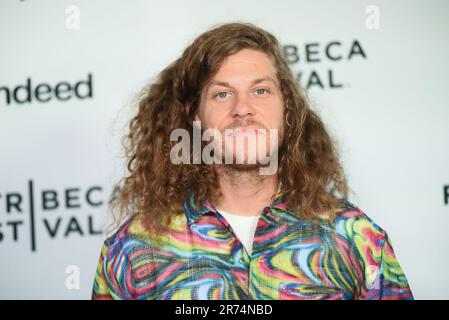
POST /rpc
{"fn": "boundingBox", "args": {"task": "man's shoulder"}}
[101,210,187,257]
[104,214,140,242]
[101,214,157,258]
[331,198,388,243]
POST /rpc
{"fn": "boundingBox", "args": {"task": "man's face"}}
[196,48,284,167]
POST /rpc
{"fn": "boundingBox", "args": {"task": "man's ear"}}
[184,101,190,114]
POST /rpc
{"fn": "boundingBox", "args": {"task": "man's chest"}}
[131,221,359,300]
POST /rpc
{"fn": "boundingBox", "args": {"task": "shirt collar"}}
[183,184,291,226]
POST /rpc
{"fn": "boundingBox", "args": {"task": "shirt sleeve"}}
[359,231,414,300]
[91,240,129,300]
[377,232,414,299]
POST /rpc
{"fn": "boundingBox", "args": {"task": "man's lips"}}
[225,126,265,136]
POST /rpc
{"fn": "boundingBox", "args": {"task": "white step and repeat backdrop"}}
[0,0,448,299]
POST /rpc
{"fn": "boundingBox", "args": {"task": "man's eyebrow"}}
[206,76,278,91]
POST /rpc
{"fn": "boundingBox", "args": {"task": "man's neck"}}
[214,165,279,217]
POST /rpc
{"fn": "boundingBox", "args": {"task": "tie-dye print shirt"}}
[91,192,414,300]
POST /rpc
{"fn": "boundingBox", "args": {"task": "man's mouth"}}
[225,127,265,136]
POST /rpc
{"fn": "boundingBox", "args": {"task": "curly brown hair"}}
[110,22,350,236]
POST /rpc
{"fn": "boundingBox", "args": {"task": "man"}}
[92,22,414,300]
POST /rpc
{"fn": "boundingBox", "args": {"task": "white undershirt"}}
[217,209,261,255]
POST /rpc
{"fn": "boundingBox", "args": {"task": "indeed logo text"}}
[0,73,93,107]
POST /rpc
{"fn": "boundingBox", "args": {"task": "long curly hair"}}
[110,22,350,236]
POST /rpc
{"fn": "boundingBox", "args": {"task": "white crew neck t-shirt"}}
[217,209,261,255]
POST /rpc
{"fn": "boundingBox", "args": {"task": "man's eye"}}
[214,92,229,99]
[255,88,269,95]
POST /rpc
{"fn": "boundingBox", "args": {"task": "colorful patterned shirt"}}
[91,192,414,300]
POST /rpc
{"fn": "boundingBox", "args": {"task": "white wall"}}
[0,0,448,299]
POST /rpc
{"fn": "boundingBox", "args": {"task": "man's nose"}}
[231,94,256,118]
